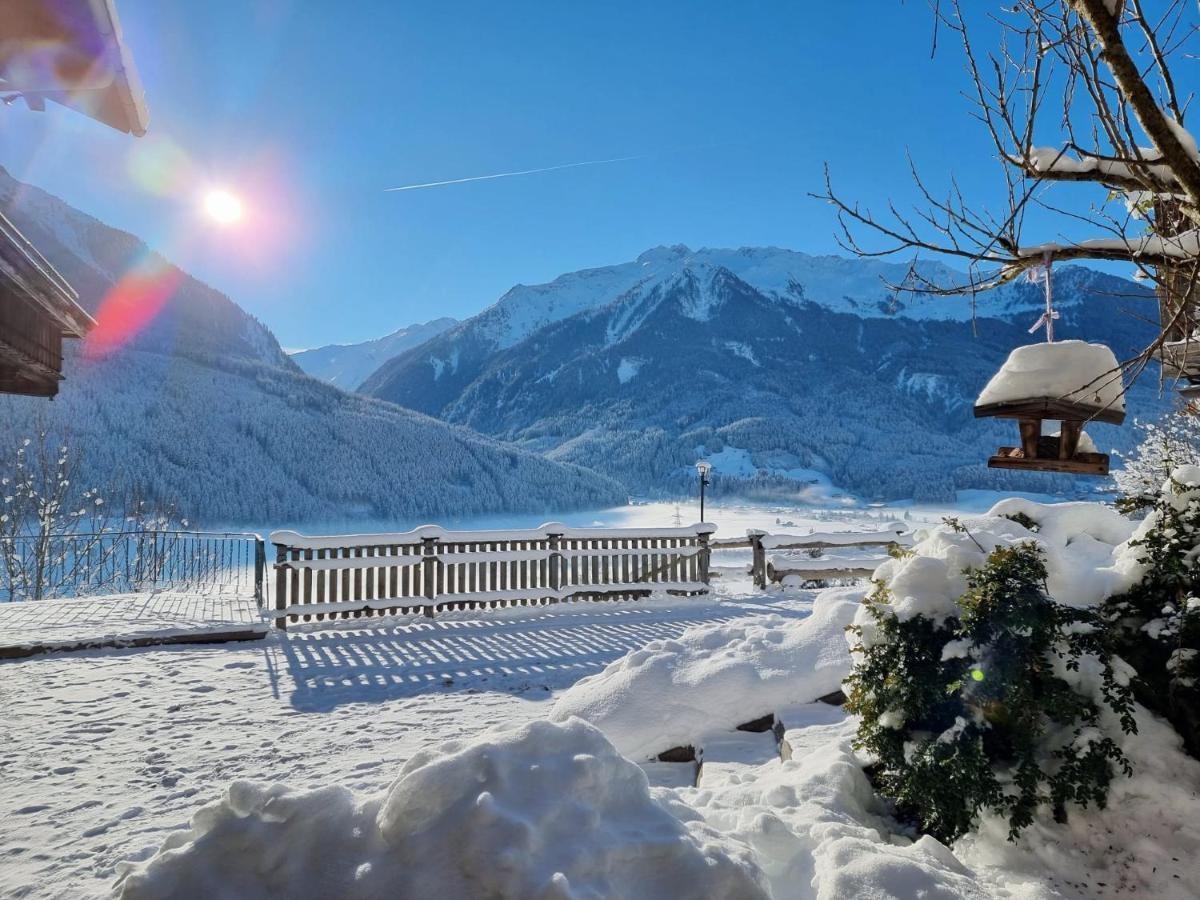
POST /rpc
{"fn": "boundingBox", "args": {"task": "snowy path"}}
[0,592,799,899]
[0,593,264,657]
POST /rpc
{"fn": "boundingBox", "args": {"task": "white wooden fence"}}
[269,523,713,628]
[711,525,910,587]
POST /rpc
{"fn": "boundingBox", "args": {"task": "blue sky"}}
[5,1,1031,349]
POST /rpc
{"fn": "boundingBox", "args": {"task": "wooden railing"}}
[712,526,910,588]
[269,523,714,628]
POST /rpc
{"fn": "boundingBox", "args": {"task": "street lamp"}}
[695,460,712,522]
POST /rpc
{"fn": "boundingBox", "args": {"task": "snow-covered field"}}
[5,497,1197,899]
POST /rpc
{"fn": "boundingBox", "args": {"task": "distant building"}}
[0,0,147,398]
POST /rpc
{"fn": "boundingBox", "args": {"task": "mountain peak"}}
[635,244,692,264]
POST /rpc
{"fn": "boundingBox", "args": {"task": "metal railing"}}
[0,530,265,604]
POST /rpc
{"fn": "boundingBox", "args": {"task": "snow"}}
[116,718,768,900]
[975,340,1125,413]
[271,521,716,550]
[867,498,1138,626]
[724,341,760,366]
[616,356,645,384]
[7,497,1200,900]
[0,594,773,898]
[549,588,862,760]
[467,245,1047,359]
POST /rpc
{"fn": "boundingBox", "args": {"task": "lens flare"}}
[203,189,244,225]
[85,256,184,357]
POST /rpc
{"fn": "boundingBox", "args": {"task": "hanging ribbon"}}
[1025,250,1057,341]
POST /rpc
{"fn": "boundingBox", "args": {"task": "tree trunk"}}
[1155,198,1199,358]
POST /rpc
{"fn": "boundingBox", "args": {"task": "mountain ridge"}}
[360,246,1167,501]
[291,317,458,390]
[0,167,626,525]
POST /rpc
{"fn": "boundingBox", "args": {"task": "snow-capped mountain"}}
[0,167,624,524]
[291,317,457,390]
[361,246,1169,501]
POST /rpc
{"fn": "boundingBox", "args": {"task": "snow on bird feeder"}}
[974,340,1125,475]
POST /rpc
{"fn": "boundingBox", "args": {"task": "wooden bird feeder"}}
[974,341,1125,476]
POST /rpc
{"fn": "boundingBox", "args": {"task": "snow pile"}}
[676,713,997,899]
[865,498,1139,631]
[954,703,1200,899]
[550,588,863,760]
[975,340,1125,412]
[116,717,767,900]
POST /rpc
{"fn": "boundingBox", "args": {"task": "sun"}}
[203,189,244,225]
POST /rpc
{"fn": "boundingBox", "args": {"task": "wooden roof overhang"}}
[0,0,149,136]
[973,397,1126,426]
[0,210,95,397]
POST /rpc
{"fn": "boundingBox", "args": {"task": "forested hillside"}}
[0,167,625,525]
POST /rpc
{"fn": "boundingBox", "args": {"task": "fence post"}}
[749,531,766,590]
[698,529,711,588]
[254,538,266,608]
[273,542,288,631]
[547,531,562,596]
[421,536,438,618]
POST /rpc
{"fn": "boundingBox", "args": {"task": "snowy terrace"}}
[0,580,797,897]
[2,510,1195,898]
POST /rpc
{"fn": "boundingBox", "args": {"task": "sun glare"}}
[203,189,244,225]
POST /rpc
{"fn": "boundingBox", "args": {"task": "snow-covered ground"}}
[5,497,1197,899]
[0,587,789,899]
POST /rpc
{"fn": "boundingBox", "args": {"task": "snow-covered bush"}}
[1114,409,1200,512]
[1104,465,1200,757]
[115,718,768,900]
[549,590,862,760]
[846,511,1138,843]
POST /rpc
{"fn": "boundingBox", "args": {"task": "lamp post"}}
[695,460,712,523]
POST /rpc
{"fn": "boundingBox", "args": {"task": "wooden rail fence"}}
[710,525,910,588]
[269,523,714,629]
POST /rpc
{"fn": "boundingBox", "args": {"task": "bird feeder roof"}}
[974,340,1125,425]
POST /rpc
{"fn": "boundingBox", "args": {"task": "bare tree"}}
[0,427,178,601]
[818,0,1200,388]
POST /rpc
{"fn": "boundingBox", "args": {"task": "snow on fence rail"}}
[268,523,715,628]
[711,526,910,588]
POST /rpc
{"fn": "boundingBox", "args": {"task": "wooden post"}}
[698,529,711,588]
[547,532,562,595]
[750,531,766,590]
[421,536,438,618]
[253,538,265,607]
[1059,420,1082,459]
[273,543,288,631]
[1018,418,1040,459]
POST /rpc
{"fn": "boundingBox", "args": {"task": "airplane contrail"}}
[384,153,645,192]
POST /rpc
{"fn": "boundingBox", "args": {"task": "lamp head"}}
[696,460,712,478]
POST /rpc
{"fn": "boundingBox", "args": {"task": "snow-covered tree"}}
[0,428,177,601]
[822,1,1200,387]
[1114,404,1200,509]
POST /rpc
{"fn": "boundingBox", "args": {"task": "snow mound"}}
[550,588,863,760]
[115,718,768,900]
[975,340,1125,413]
[678,715,993,899]
[866,499,1139,628]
